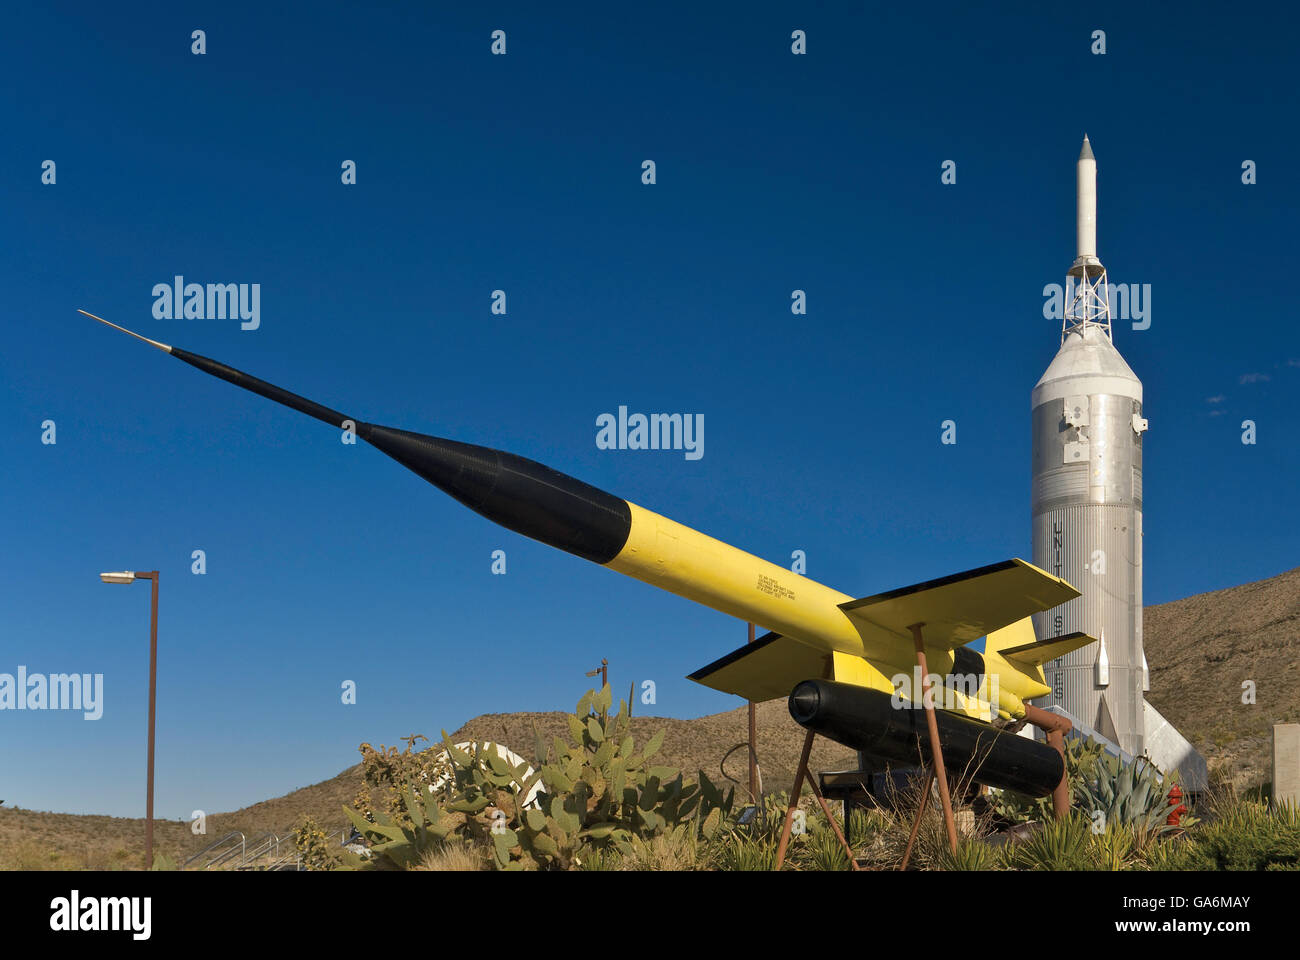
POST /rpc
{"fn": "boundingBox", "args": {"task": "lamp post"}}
[100,569,159,869]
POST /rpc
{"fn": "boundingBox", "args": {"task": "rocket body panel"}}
[607,501,872,660]
[1031,328,1146,756]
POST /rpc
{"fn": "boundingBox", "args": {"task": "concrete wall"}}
[1272,724,1300,809]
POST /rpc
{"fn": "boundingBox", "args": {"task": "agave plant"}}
[1077,753,1181,848]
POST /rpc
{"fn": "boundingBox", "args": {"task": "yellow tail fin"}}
[986,617,1097,683]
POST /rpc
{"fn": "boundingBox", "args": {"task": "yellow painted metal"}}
[830,650,885,689]
[839,559,1080,659]
[690,633,832,703]
[1000,630,1097,667]
[607,502,870,658]
[608,501,1087,724]
[984,617,1052,702]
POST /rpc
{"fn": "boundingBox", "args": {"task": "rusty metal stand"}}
[907,623,959,857]
[774,730,862,871]
[898,767,935,871]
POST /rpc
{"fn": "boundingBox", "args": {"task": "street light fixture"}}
[99,569,160,869]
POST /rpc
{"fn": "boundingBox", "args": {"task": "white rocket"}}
[1030,137,1206,790]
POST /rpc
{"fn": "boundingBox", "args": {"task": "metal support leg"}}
[774,728,815,870]
[908,623,958,854]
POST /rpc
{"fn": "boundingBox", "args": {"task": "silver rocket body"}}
[1030,136,1148,757]
[1031,326,1147,755]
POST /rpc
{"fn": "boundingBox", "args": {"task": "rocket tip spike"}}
[1079,135,1095,161]
[78,309,173,353]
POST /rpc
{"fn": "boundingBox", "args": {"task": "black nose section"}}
[788,680,822,725]
[357,423,632,565]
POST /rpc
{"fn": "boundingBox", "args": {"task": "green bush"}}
[292,816,341,871]
[1147,798,1300,871]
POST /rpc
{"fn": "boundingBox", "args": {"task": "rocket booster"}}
[789,679,1065,796]
[79,311,875,667]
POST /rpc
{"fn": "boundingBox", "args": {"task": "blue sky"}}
[2,2,1296,818]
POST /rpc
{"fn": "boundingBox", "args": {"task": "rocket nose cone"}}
[357,422,633,565]
[358,423,500,512]
[1079,135,1095,161]
[788,681,823,724]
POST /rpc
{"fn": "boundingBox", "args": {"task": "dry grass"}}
[410,842,486,872]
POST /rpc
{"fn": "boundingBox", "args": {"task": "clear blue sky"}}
[2,3,1296,818]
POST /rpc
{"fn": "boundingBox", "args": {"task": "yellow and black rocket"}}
[83,311,1097,796]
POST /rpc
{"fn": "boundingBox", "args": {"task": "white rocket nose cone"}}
[1079,135,1094,161]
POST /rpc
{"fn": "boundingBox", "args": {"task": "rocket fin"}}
[688,634,893,703]
[998,631,1097,668]
[838,559,1080,653]
[1094,696,1120,746]
[687,631,831,702]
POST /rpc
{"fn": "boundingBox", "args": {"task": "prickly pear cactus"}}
[344,685,735,870]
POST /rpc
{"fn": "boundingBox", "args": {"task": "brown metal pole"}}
[140,570,159,870]
[774,727,815,870]
[747,622,759,803]
[1022,703,1072,819]
[600,658,607,689]
[908,623,958,853]
[803,762,861,870]
[899,768,935,871]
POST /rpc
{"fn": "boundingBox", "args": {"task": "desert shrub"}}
[343,686,734,870]
[616,823,717,871]
[410,840,485,872]
[935,837,999,871]
[292,816,341,871]
[1145,795,1300,871]
[1001,814,1096,870]
[1091,819,1136,871]
[717,833,779,871]
[800,818,852,871]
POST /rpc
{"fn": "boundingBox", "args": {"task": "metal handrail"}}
[207,839,253,869]
[229,831,280,869]
[183,824,349,870]
[264,848,304,872]
[181,831,245,871]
